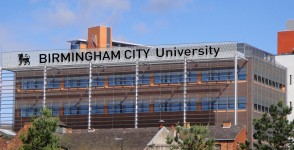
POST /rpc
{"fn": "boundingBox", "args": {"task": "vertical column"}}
[43,66,47,108]
[183,58,187,125]
[0,67,2,123]
[135,61,139,128]
[234,53,238,126]
[88,63,92,130]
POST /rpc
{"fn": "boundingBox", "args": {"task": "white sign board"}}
[1,42,237,69]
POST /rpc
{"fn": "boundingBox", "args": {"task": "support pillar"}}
[183,58,187,124]
[135,61,139,128]
[88,63,92,130]
[43,66,47,108]
[0,67,2,122]
[234,54,238,126]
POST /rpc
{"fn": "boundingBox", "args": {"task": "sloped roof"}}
[59,127,160,150]
[0,129,16,137]
[207,125,244,140]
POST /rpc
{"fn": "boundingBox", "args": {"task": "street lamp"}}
[115,137,123,150]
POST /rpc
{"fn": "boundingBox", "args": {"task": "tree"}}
[238,140,251,150]
[20,107,60,150]
[166,124,215,150]
[253,100,294,150]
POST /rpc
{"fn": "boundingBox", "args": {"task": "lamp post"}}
[115,138,123,150]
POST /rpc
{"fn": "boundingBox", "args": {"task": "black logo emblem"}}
[18,53,30,65]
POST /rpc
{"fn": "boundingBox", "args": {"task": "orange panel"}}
[277,31,294,55]
[87,26,112,49]
[99,26,107,48]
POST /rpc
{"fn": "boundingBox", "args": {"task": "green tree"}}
[166,124,215,150]
[238,140,251,150]
[253,101,294,150]
[20,107,60,150]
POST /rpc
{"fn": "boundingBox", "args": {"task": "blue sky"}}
[0,0,293,54]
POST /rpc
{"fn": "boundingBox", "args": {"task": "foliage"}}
[238,140,251,150]
[166,124,215,150]
[253,100,294,150]
[20,107,60,150]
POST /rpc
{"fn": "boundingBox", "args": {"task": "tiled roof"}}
[207,125,244,140]
[59,127,160,150]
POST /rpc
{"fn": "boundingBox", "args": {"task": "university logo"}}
[18,53,30,65]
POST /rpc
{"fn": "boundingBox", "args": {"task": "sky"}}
[0,0,294,54]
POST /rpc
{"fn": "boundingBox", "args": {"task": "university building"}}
[275,20,294,121]
[0,26,286,144]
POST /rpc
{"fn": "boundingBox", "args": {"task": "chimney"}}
[184,122,191,128]
[159,120,165,129]
[222,120,232,128]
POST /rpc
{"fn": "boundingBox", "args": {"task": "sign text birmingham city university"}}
[39,46,220,63]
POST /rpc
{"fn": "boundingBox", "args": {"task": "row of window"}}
[21,106,59,117]
[19,97,247,117]
[20,69,247,90]
[202,68,246,81]
[201,97,246,110]
[108,74,150,86]
[254,104,269,113]
[154,72,196,84]
[254,74,283,89]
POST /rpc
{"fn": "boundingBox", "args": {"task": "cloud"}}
[35,0,131,28]
[0,26,33,52]
[133,22,149,34]
[76,0,131,26]
[146,0,192,13]
[45,1,76,27]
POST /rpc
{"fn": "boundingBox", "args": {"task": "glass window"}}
[138,101,149,112]
[27,80,35,89]
[218,97,227,110]
[234,67,247,80]
[123,101,134,113]
[79,77,89,87]
[125,75,134,86]
[187,98,197,111]
[48,79,60,88]
[219,71,228,81]
[92,76,104,86]
[108,101,122,114]
[154,73,161,84]
[201,98,210,110]
[70,106,78,115]
[170,73,181,83]
[138,74,150,85]
[154,100,171,112]
[228,97,235,109]
[91,103,104,114]
[238,97,246,109]
[202,72,209,82]
[64,105,70,115]
[171,99,181,111]
[79,105,88,114]
[64,78,78,88]
[27,107,35,117]
[20,107,27,117]
[108,76,115,86]
[187,72,196,82]
[35,80,43,89]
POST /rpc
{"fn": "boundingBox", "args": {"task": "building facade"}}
[0,26,286,144]
[276,20,294,121]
